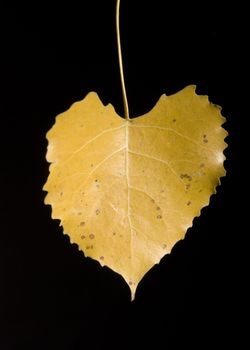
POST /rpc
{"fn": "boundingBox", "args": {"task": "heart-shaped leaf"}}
[44,85,227,299]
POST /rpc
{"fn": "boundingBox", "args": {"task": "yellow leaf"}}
[43,85,227,299]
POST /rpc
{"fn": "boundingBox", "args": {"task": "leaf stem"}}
[116,0,130,120]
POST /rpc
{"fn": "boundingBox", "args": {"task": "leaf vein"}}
[131,124,216,153]
[128,185,168,229]
[128,149,185,186]
[61,125,125,166]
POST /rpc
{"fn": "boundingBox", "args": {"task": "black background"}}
[1,0,246,349]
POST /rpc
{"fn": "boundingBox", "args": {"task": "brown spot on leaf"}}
[203,134,208,143]
[96,209,100,215]
[180,173,192,181]
[113,232,116,236]
[80,221,85,227]
[162,244,167,249]
[187,201,191,206]
[81,235,86,240]
[156,206,160,211]
[186,184,191,190]
[129,281,133,286]
[100,256,104,260]
[200,163,205,168]
[60,192,63,196]
[157,215,162,219]
[89,234,95,240]
[78,212,82,215]
[172,118,176,122]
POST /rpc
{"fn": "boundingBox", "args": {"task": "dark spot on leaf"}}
[80,221,85,227]
[172,119,176,122]
[160,189,164,193]
[78,212,82,215]
[91,163,93,167]
[82,192,85,196]
[95,179,98,182]
[96,181,100,188]
[187,201,191,206]
[200,163,205,168]
[162,244,167,249]
[119,234,123,238]
[89,234,95,240]
[113,232,116,236]
[129,281,133,286]
[199,189,202,192]
[186,184,191,190]
[96,209,100,215]
[156,206,160,211]
[180,173,192,181]
[157,215,162,219]
[81,235,86,240]
[151,199,155,203]
[100,256,104,260]
[203,134,208,143]
[60,192,63,196]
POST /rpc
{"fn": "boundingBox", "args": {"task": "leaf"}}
[44,85,227,299]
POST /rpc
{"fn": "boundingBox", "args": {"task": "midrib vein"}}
[125,121,133,279]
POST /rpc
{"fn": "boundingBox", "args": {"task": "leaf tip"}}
[130,285,136,302]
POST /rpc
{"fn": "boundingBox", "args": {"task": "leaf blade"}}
[44,86,227,299]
